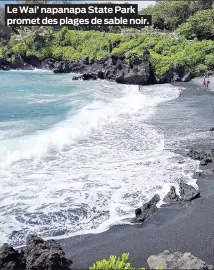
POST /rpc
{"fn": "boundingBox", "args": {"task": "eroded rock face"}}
[163,186,180,204]
[25,235,72,270]
[0,243,25,270]
[147,250,214,269]
[135,194,160,222]
[179,182,200,201]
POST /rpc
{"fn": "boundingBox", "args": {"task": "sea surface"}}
[0,70,198,247]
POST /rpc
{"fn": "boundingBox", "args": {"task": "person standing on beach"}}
[203,77,206,86]
[179,87,184,97]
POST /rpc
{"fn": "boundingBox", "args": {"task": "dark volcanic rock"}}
[187,150,213,166]
[116,50,156,85]
[0,243,25,270]
[81,57,89,65]
[182,72,193,82]
[198,169,214,176]
[41,59,55,70]
[72,72,104,81]
[22,55,41,68]
[209,127,214,131]
[25,235,72,270]
[179,182,200,201]
[72,75,83,80]
[53,61,72,74]
[0,55,40,71]
[163,186,180,204]
[0,50,195,85]
[0,58,11,71]
[135,194,160,222]
[11,55,34,70]
[82,72,98,80]
[148,250,214,269]
[155,65,192,84]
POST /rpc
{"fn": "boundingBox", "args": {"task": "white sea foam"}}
[0,78,199,246]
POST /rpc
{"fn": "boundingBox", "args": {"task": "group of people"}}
[203,77,211,88]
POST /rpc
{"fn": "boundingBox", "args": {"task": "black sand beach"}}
[59,77,214,269]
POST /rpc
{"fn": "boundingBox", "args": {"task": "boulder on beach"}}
[135,194,160,222]
[72,75,83,80]
[197,169,214,177]
[25,235,72,270]
[179,182,200,201]
[163,186,180,204]
[187,149,213,166]
[0,243,25,270]
[0,235,72,270]
[147,250,214,269]
[82,73,98,80]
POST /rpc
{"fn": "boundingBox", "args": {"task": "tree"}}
[177,9,214,40]
[140,0,213,31]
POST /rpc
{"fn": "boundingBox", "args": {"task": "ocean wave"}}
[0,77,199,246]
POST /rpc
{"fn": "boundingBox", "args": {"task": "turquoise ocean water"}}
[0,70,198,246]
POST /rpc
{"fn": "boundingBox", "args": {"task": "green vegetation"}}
[1,26,214,77]
[140,0,213,31]
[89,253,144,270]
[177,9,214,40]
[0,0,213,77]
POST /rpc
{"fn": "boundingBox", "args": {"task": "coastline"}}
[1,70,214,268]
[57,77,214,269]
[0,52,195,85]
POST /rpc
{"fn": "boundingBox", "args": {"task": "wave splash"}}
[0,79,198,246]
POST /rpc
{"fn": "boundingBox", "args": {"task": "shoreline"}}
[57,78,214,269]
[2,72,214,268]
[59,174,214,269]
[0,52,199,85]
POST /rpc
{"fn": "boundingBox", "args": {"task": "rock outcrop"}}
[187,150,213,166]
[147,250,214,269]
[0,235,72,270]
[70,51,156,85]
[25,235,72,270]
[179,182,200,201]
[163,186,180,204]
[135,194,160,222]
[0,58,11,71]
[0,50,193,85]
[0,244,25,270]
[41,59,55,70]
[22,55,41,69]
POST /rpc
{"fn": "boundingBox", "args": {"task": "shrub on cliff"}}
[1,28,214,77]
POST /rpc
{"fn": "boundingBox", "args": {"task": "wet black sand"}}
[59,77,214,269]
